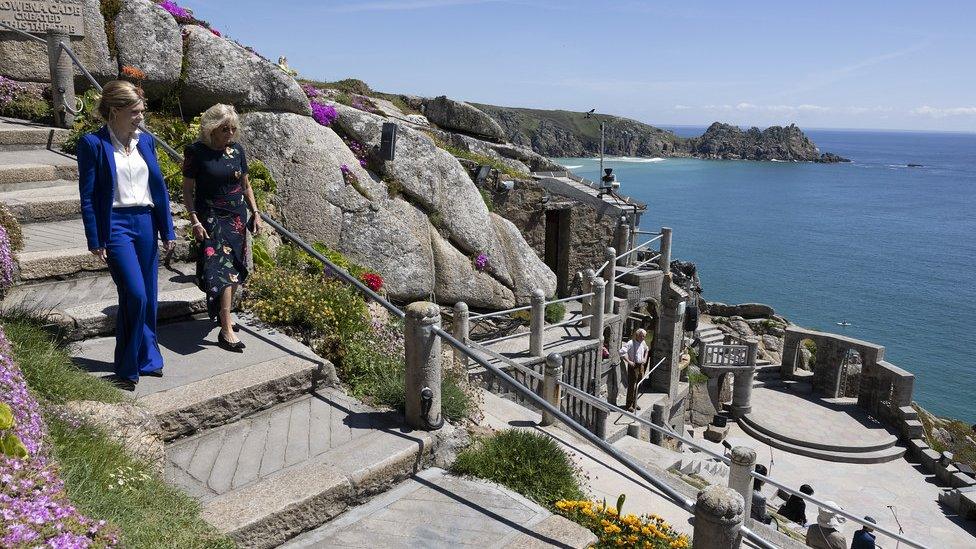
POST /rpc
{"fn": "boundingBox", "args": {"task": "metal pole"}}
[599,121,605,176]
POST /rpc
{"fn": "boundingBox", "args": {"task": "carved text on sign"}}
[0,0,85,37]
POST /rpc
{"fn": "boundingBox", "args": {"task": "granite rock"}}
[422,95,506,141]
[113,0,182,99]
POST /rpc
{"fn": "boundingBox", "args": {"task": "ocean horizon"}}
[557,127,976,422]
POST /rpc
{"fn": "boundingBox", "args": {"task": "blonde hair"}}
[199,104,241,147]
[95,80,144,122]
[633,328,647,339]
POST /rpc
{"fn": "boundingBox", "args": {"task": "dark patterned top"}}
[183,141,249,321]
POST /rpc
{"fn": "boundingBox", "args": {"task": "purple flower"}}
[301,84,321,99]
[475,253,489,271]
[340,164,351,174]
[0,225,13,290]
[310,102,338,127]
[158,0,191,20]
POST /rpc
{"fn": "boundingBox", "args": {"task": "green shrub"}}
[99,0,123,58]
[451,430,585,508]
[0,88,53,124]
[426,133,530,180]
[545,300,566,323]
[0,204,24,251]
[688,371,708,385]
[247,159,277,211]
[252,235,274,271]
[478,187,495,212]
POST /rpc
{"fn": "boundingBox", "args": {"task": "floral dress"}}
[182,141,250,321]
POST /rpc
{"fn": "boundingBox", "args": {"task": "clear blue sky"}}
[184,0,975,132]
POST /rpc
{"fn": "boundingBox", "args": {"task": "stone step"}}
[17,217,191,281]
[71,315,337,440]
[165,390,440,549]
[0,118,70,151]
[0,181,80,222]
[281,467,596,549]
[3,262,204,341]
[0,149,78,186]
[738,416,906,464]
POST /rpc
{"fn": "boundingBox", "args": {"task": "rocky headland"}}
[473,103,849,162]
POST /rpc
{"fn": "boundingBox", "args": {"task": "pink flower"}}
[204,246,215,257]
[210,28,221,37]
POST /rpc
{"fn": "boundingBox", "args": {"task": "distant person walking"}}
[619,328,649,411]
[182,104,261,352]
[850,516,878,549]
[806,501,848,549]
[77,80,176,389]
[779,484,815,525]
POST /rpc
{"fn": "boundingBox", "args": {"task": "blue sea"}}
[556,127,976,422]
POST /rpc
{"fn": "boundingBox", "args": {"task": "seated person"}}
[778,483,814,525]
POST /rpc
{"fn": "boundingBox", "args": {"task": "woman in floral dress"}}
[182,104,261,352]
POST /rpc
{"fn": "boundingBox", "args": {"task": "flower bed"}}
[554,497,691,549]
[0,325,118,548]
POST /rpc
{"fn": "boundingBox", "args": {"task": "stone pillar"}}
[780,329,800,378]
[581,268,594,326]
[651,281,686,400]
[694,486,744,549]
[46,32,75,129]
[590,277,605,341]
[530,289,545,357]
[616,218,631,266]
[405,302,442,431]
[728,446,757,525]
[731,338,758,418]
[453,302,469,369]
[650,400,666,445]
[604,246,616,279]
[659,227,672,276]
[604,247,616,314]
[541,353,562,426]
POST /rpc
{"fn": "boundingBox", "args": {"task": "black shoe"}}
[218,331,245,353]
[140,369,164,378]
[108,375,137,391]
[233,323,240,333]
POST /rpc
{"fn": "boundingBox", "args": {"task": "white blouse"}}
[109,128,154,208]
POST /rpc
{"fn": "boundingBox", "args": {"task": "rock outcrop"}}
[0,0,115,86]
[240,110,556,307]
[181,25,310,116]
[687,122,849,162]
[113,0,183,99]
[422,96,506,141]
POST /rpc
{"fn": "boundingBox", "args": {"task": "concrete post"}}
[694,485,744,549]
[728,446,758,525]
[650,401,666,445]
[660,227,672,276]
[616,218,631,266]
[541,352,563,426]
[529,288,545,357]
[731,338,758,418]
[453,302,469,369]
[590,277,606,341]
[405,302,442,431]
[604,247,616,314]
[46,33,75,129]
[580,268,594,327]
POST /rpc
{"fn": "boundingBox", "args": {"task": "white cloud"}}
[910,106,976,118]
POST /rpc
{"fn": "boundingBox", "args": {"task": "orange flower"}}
[121,65,146,80]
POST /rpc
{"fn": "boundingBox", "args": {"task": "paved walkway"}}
[281,468,594,548]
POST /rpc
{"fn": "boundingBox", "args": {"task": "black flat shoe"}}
[218,331,245,353]
[109,375,137,391]
[140,369,164,378]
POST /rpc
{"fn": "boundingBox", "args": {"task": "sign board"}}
[0,0,85,37]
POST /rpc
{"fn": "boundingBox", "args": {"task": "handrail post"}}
[659,227,672,276]
[580,268,594,327]
[405,302,442,431]
[46,32,75,128]
[616,217,631,266]
[590,277,606,341]
[541,353,563,426]
[453,302,469,369]
[604,247,616,315]
[529,288,545,357]
[729,446,758,526]
[694,486,744,549]
[731,338,759,418]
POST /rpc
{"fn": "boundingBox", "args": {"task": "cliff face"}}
[474,104,848,162]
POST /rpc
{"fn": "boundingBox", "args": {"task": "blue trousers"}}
[106,206,163,381]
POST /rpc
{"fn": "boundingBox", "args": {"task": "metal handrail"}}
[544,291,594,307]
[467,341,544,382]
[614,253,661,281]
[476,330,531,346]
[0,21,47,43]
[468,304,532,321]
[614,234,662,262]
[542,314,592,332]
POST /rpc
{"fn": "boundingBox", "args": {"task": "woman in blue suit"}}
[77,80,176,390]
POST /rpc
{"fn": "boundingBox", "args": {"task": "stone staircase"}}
[0,117,592,548]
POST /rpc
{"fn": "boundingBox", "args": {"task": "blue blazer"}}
[77,126,176,251]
